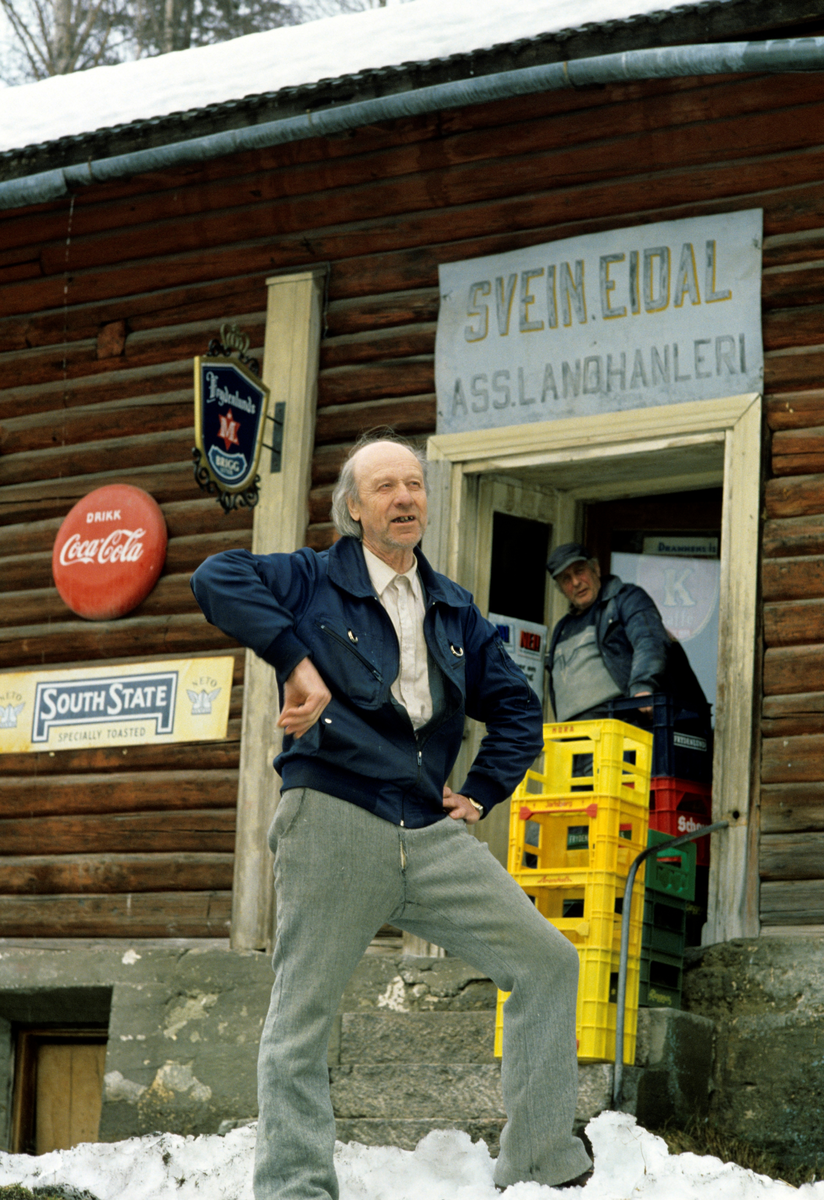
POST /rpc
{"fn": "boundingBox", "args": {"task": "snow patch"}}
[0,1112,820,1200]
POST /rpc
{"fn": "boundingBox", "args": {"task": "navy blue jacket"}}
[546,574,709,720]
[191,537,543,828]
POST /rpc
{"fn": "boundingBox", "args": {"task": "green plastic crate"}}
[639,946,683,1008]
[642,893,686,959]
[645,828,696,902]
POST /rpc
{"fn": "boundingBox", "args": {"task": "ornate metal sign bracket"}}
[206,322,262,376]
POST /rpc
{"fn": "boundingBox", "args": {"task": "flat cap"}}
[546,541,592,578]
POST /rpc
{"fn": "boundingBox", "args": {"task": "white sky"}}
[0,0,711,154]
[0,1111,820,1199]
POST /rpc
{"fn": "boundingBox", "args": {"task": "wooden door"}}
[12,1031,107,1154]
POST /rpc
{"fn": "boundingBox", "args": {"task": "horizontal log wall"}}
[5,67,824,933]
[762,383,824,924]
[0,230,259,934]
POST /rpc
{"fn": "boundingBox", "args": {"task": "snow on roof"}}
[0,0,710,155]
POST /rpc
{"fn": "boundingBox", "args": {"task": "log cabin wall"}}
[0,269,262,936]
[2,62,824,937]
[761,399,824,927]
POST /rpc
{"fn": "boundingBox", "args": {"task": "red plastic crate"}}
[649,777,712,866]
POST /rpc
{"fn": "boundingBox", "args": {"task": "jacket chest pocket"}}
[601,613,629,648]
[314,619,384,706]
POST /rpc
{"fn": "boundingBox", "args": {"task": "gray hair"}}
[330,431,428,540]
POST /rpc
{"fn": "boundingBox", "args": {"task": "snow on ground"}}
[0,1111,820,1200]
[0,0,710,153]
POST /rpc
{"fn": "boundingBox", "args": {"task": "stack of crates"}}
[609,693,713,939]
[642,830,695,1008]
[609,694,713,864]
[640,830,697,1008]
[494,719,653,1064]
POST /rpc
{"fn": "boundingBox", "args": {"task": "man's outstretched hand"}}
[277,657,331,739]
[443,785,482,824]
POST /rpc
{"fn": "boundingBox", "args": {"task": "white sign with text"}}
[436,210,763,434]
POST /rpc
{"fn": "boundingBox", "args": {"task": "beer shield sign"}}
[194,355,270,501]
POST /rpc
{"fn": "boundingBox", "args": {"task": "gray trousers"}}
[254,788,591,1200]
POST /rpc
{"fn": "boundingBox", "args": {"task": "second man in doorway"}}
[545,542,709,724]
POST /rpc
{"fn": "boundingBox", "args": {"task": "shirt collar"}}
[362,544,420,599]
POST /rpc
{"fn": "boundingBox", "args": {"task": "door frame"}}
[461,476,559,866]
[424,393,762,943]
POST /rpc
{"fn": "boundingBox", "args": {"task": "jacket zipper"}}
[318,622,383,682]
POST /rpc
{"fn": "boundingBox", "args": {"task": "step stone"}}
[576,1063,614,1125]
[329,955,624,1155]
[329,1062,504,1120]
[340,954,497,1012]
[338,1011,497,1064]
[335,1117,506,1154]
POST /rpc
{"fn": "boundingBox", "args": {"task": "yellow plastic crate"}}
[513,870,645,956]
[493,869,644,1063]
[515,719,654,803]
[493,719,653,1064]
[495,945,641,1064]
[509,792,649,878]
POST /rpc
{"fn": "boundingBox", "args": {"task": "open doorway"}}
[584,488,723,721]
[584,487,723,941]
[426,392,761,942]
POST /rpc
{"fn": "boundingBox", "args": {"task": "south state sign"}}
[194,356,270,494]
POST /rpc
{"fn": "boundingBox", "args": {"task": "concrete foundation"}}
[682,936,824,1177]
[0,940,273,1147]
[2,937,813,1171]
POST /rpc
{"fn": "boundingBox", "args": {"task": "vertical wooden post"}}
[230,267,326,953]
[704,395,762,942]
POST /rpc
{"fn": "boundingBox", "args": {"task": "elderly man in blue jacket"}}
[546,542,709,723]
[191,435,592,1200]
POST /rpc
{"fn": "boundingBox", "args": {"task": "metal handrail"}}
[612,820,729,1109]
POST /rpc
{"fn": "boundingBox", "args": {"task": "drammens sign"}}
[435,210,763,435]
[0,657,234,754]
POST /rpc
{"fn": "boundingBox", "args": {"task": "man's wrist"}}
[466,797,484,817]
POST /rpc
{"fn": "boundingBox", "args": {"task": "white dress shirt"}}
[362,545,432,729]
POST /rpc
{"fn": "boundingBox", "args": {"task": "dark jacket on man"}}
[191,536,543,828]
[546,574,709,721]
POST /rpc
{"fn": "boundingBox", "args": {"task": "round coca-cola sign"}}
[52,484,167,620]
